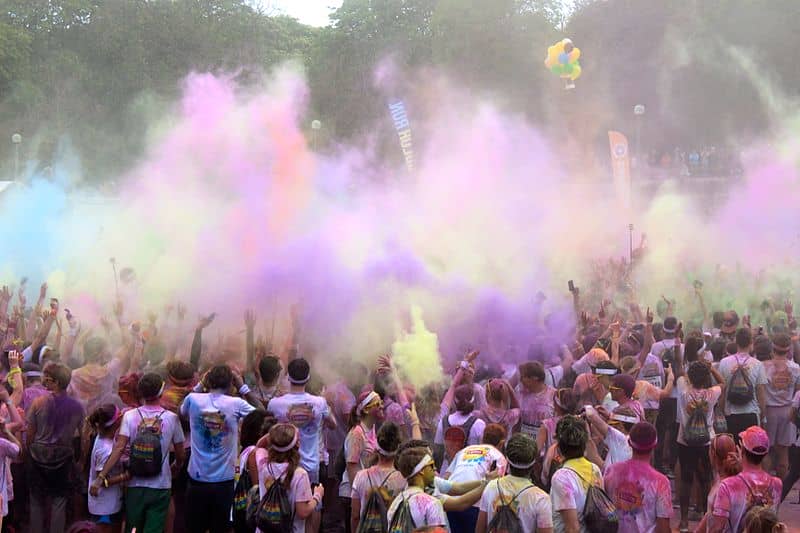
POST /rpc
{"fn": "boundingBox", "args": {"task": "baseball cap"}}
[628,421,658,451]
[611,373,635,398]
[739,426,769,455]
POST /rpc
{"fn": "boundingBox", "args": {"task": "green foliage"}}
[0,0,797,178]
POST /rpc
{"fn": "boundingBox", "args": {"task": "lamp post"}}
[310,120,321,151]
[11,133,21,181]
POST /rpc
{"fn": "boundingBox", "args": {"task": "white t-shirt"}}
[718,354,767,417]
[88,436,123,516]
[180,391,255,482]
[387,487,448,530]
[545,365,565,388]
[603,427,632,472]
[676,379,722,446]
[254,451,313,533]
[551,459,604,533]
[350,465,406,513]
[433,408,485,446]
[445,444,507,485]
[479,476,553,533]
[638,354,666,409]
[604,459,673,532]
[0,437,17,517]
[120,405,185,489]
[267,392,330,477]
[763,358,800,407]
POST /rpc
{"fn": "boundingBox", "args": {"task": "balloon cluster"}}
[544,38,582,83]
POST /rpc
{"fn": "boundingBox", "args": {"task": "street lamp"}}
[11,133,21,181]
[310,120,321,151]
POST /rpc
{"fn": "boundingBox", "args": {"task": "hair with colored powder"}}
[710,433,741,477]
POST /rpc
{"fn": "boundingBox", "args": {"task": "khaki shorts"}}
[765,405,795,447]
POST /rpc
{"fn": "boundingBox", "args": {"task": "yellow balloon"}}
[569,48,581,63]
[570,64,582,81]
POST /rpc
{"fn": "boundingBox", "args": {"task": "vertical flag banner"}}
[389,101,414,172]
[608,130,631,211]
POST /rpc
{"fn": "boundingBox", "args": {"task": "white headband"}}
[104,406,122,428]
[594,368,617,376]
[376,443,397,457]
[507,458,536,469]
[697,343,707,356]
[405,453,433,480]
[357,391,380,415]
[271,429,299,453]
[611,413,639,424]
[288,374,310,385]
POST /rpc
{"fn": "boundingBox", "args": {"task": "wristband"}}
[103,478,109,488]
[459,360,469,370]
[238,384,251,396]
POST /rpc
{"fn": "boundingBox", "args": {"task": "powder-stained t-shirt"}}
[387,487,448,530]
[718,355,767,417]
[445,444,507,485]
[517,385,555,439]
[180,391,254,482]
[763,358,800,406]
[479,475,553,533]
[268,391,331,476]
[604,458,673,533]
[351,465,406,512]
[712,470,782,533]
[551,457,604,533]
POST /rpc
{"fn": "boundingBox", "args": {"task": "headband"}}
[774,344,791,354]
[594,368,617,376]
[697,342,707,356]
[405,453,433,480]
[357,391,380,415]
[507,458,536,469]
[271,428,299,452]
[288,374,310,385]
[145,381,166,400]
[23,371,42,378]
[376,443,397,457]
[104,406,122,428]
[611,412,639,424]
[663,326,676,334]
[629,435,658,452]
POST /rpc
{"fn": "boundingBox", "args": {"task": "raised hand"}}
[197,313,216,330]
[646,307,654,324]
[39,282,47,300]
[465,349,480,363]
[785,300,794,316]
[176,304,187,321]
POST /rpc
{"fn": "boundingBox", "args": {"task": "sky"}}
[258,0,344,27]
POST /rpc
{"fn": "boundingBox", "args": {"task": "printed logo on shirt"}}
[197,410,227,448]
[770,365,792,391]
[460,446,488,464]
[287,402,315,428]
[613,479,644,515]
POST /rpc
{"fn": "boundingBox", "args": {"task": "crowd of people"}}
[0,277,794,533]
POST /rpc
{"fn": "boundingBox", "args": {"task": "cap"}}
[611,373,636,398]
[739,426,769,455]
[628,421,658,451]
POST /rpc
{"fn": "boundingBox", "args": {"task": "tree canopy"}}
[0,0,796,178]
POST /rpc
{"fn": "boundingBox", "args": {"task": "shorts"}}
[766,406,795,447]
[92,511,123,525]
[677,443,712,483]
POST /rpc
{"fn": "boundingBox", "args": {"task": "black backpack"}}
[684,394,711,447]
[442,414,478,460]
[486,482,534,533]
[356,471,398,533]
[727,357,755,406]
[233,450,257,533]
[255,468,294,533]
[128,409,164,478]
[563,467,619,533]
[387,494,417,533]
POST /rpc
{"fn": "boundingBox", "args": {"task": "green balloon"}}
[550,65,562,75]
[563,63,574,74]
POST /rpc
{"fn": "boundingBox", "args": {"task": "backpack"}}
[732,475,770,533]
[255,467,294,533]
[727,357,755,406]
[387,495,417,533]
[356,471,398,533]
[233,449,257,533]
[486,482,534,533]
[128,409,165,478]
[684,394,711,447]
[442,415,477,460]
[563,467,619,533]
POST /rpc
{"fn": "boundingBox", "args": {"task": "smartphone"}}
[568,280,575,293]
[490,460,497,471]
